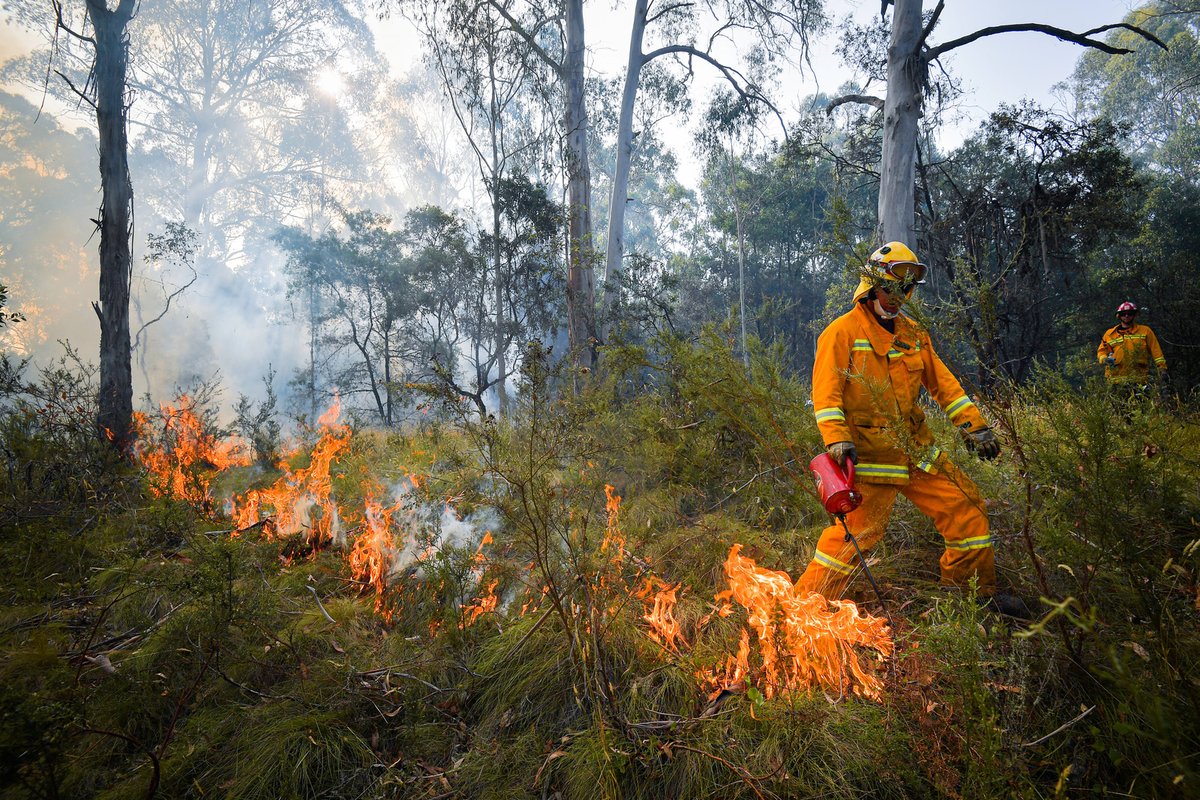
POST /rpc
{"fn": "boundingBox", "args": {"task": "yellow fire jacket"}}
[812,303,988,485]
[1097,323,1166,382]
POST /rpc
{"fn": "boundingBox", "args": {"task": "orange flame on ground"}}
[230,395,351,546]
[602,484,625,558]
[460,530,499,627]
[462,579,499,628]
[132,396,251,508]
[701,545,893,701]
[641,579,685,652]
[348,498,400,621]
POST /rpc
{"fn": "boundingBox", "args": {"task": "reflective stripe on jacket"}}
[812,303,987,485]
[1097,323,1166,381]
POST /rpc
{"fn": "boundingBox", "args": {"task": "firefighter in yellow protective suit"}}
[796,242,1017,611]
[1097,301,1167,385]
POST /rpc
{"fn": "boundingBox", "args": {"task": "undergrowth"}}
[0,334,1196,799]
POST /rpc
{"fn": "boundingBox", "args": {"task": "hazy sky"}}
[366,0,1139,184]
[589,0,1138,163]
[2,0,1137,154]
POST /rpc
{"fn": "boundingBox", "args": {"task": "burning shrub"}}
[132,393,251,512]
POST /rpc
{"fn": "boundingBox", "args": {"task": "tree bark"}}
[601,0,648,326]
[488,49,508,416]
[563,0,596,371]
[878,0,923,246]
[734,187,749,369]
[89,0,137,451]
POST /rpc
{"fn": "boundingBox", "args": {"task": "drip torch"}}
[808,453,894,628]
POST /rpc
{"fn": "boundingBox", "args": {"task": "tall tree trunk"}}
[563,0,596,371]
[878,0,923,246]
[383,325,394,427]
[89,0,137,451]
[488,52,508,415]
[601,0,648,326]
[492,199,507,414]
[735,197,749,369]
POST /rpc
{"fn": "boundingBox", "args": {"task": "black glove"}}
[965,427,1000,461]
[827,441,858,467]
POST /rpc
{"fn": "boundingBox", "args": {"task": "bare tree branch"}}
[647,2,695,25]
[643,43,785,132]
[52,0,95,45]
[925,22,1166,63]
[133,266,198,351]
[916,0,945,52]
[484,0,563,77]
[54,69,96,108]
[1080,22,1169,48]
[825,93,885,114]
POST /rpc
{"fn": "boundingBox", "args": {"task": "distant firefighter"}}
[796,242,1025,617]
[1097,302,1167,385]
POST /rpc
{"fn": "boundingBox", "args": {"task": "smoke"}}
[385,479,499,584]
[0,90,309,411]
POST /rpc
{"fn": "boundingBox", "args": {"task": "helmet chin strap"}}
[873,298,900,319]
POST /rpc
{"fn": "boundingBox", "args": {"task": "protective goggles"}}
[879,260,927,288]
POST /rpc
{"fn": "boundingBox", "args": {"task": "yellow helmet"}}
[853,241,928,303]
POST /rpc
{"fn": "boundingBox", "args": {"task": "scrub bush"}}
[1,333,1197,800]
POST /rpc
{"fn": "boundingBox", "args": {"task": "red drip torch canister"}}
[809,452,862,516]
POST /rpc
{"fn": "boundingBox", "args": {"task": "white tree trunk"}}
[601,0,648,322]
[878,0,923,246]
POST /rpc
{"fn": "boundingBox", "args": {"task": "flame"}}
[316,394,343,427]
[702,545,893,701]
[642,579,685,652]
[229,395,351,546]
[462,579,499,628]
[132,395,251,508]
[602,484,624,558]
[348,498,400,620]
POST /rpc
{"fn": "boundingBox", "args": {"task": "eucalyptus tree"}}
[276,209,418,427]
[926,106,1143,386]
[4,0,378,267]
[588,67,692,279]
[421,179,566,415]
[129,0,377,266]
[396,0,598,371]
[1067,2,1200,181]
[0,91,98,359]
[412,0,557,414]
[490,174,566,363]
[692,113,840,373]
[601,0,827,319]
[695,90,769,367]
[23,0,139,451]
[830,0,1165,246]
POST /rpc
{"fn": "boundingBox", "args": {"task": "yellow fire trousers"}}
[795,459,995,599]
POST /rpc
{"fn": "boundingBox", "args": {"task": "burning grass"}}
[6,337,1199,800]
[128,391,894,714]
[701,544,893,701]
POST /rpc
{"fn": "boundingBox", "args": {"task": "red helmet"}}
[1115,301,1138,317]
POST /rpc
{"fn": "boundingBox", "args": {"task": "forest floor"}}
[2,336,1198,800]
